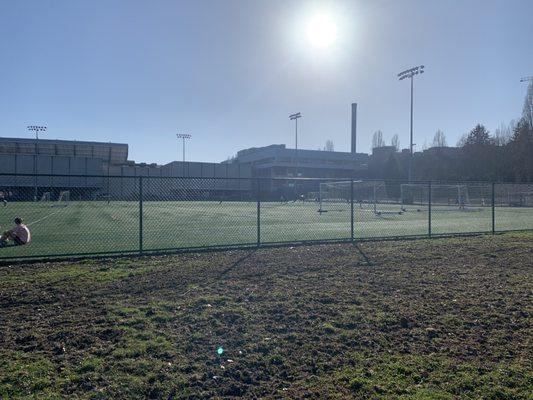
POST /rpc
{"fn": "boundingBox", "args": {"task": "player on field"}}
[0,217,31,247]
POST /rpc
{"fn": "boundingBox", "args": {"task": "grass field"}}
[0,233,531,398]
[0,200,533,259]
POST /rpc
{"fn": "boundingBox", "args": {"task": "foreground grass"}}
[0,233,532,398]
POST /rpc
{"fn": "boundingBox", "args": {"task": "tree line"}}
[369,82,533,182]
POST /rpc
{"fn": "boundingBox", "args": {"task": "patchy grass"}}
[0,233,532,398]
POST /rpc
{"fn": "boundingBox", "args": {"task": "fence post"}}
[139,176,143,254]
[492,182,495,234]
[350,179,354,242]
[428,181,432,238]
[256,178,261,247]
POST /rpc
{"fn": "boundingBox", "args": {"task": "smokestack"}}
[351,103,357,155]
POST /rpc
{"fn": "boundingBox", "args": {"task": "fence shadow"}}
[353,243,375,267]
[217,249,257,279]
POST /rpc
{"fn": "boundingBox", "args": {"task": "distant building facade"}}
[224,144,369,198]
[1,137,405,200]
[0,137,252,200]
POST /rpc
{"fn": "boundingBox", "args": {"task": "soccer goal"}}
[52,190,70,207]
[40,192,51,202]
[401,184,472,211]
[497,184,533,207]
[354,181,403,216]
[317,181,355,213]
[318,181,402,216]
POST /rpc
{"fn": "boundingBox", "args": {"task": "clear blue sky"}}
[1,0,532,164]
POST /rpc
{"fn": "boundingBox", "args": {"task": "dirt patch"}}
[0,233,532,398]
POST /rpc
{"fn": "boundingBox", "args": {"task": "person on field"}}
[0,217,31,247]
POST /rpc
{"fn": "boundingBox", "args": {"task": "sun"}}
[305,13,338,49]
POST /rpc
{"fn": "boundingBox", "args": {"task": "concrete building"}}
[226,144,368,179]
[223,144,368,198]
[0,137,252,200]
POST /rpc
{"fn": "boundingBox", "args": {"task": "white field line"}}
[27,208,67,227]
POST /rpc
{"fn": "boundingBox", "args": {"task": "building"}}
[226,144,368,178]
[0,99,375,201]
[0,137,252,200]
[224,144,369,199]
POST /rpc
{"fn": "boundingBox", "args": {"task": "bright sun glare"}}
[305,13,338,49]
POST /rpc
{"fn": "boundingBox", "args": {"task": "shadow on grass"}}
[353,243,375,267]
[217,249,257,278]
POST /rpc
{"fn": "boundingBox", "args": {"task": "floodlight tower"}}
[27,125,47,201]
[289,112,301,178]
[398,65,425,182]
[176,133,192,163]
[520,76,533,127]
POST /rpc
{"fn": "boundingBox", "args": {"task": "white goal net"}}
[318,181,402,215]
[400,184,483,211]
[52,190,70,207]
[318,181,353,212]
[40,192,51,202]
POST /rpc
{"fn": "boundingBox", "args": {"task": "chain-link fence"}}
[0,174,532,260]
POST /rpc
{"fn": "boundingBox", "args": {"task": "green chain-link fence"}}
[1,174,532,261]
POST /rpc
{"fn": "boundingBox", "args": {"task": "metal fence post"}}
[257,178,261,247]
[492,182,495,234]
[428,181,432,238]
[350,179,354,242]
[139,176,143,254]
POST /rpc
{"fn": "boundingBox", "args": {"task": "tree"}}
[463,124,492,147]
[493,121,514,146]
[522,82,533,128]
[372,130,384,149]
[459,124,496,180]
[325,140,334,152]
[390,134,400,151]
[432,129,447,147]
[508,119,533,181]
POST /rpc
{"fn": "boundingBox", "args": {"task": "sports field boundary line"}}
[27,207,68,227]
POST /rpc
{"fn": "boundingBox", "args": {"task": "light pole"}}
[27,125,47,201]
[398,65,424,182]
[520,76,533,128]
[176,133,191,163]
[289,113,301,178]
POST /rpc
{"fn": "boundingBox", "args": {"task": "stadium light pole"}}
[176,133,192,163]
[289,113,301,178]
[520,76,533,127]
[398,65,425,182]
[27,125,47,201]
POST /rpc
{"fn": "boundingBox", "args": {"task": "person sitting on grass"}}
[0,217,31,247]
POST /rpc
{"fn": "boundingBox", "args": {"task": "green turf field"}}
[1,200,532,259]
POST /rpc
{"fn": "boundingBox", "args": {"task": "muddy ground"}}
[0,233,532,399]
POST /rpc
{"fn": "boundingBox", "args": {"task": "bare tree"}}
[456,134,468,147]
[325,140,334,151]
[372,130,384,149]
[493,121,514,146]
[523,82,533,128]
[432,129,447,147]
[390,134,400,151]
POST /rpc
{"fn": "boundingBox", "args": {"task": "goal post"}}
[318,180,402,215]
[318,180,353,212]
[52,190,70,207]
[40,192,51,202]
[400,183,475,210]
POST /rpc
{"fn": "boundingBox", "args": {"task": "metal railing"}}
[0,173,532,261]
